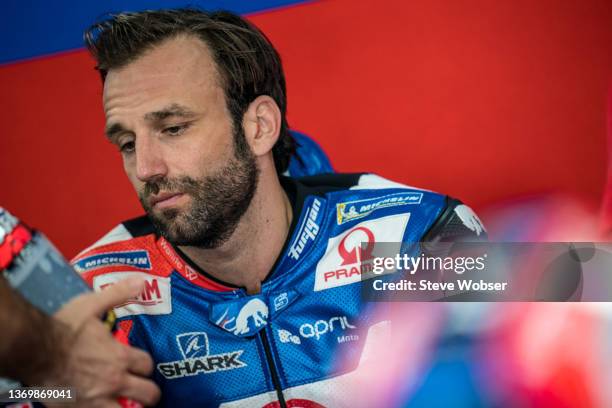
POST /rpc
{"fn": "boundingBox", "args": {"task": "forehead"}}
[102,35,222,112]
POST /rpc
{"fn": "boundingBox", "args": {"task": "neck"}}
[178,172,292,294]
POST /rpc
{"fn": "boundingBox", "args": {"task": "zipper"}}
[259,328,287,408]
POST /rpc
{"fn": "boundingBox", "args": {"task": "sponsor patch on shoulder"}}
[74,250,151,272]
[315,213,410,291]
[336,192,422,225]
[93,271,171,317]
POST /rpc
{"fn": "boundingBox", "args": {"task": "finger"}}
[124,344,155,376]
[91,400,122,408]
[120,375,161,407]
[78,277,146,318]
[74,398,121,408]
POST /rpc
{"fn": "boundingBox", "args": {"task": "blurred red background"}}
[0,0,611,256]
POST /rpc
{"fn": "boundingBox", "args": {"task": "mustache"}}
[141,176,199,199]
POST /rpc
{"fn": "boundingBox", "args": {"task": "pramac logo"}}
[314,214,411,291]
[338,227,375,265]
[319,226,377,288]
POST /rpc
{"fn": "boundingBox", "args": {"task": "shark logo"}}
[217,298,269,336]
[185,337,203,354]
[176,332,209,359]
[158,331,246,379]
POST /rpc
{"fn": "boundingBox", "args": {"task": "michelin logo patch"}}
[74,250,151,272]
[336,192,422,225]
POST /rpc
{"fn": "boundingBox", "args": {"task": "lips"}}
[149,192,185,209]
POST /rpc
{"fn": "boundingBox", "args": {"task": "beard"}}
[139,129,259,249]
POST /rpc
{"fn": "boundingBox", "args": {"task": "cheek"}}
[123,159,143,193]
[173,134,234,177]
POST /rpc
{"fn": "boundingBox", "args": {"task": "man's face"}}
[103,35,258,248]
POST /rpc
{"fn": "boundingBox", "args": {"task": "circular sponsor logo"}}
[338,226,375,265]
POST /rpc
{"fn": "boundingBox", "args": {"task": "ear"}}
[242,95,281,157]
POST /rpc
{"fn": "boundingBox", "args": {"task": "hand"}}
[47,278,161,407]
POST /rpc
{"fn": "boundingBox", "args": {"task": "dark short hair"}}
[85,8,295,174]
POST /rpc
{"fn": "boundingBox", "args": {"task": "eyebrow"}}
[143,104,197,121]
[105,122,126,141]
[105,104,197,140]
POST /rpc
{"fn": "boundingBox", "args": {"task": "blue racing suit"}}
[72,173,485,407]
[286,131,333,177]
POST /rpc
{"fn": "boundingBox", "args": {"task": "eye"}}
[163,123,189,136]
[120,141,135,154]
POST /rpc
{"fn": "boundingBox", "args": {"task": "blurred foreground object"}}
[0,207,159,407]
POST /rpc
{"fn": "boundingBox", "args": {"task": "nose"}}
[135,136,168,182]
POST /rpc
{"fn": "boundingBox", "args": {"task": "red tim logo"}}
[263,399,326,408]
[100,279,162,306]
[338,226,375,265]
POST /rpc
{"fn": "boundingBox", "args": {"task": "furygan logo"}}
[288,198,322,260]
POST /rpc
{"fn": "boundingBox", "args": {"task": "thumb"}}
[59,277,145,321]
[88,277,145,317]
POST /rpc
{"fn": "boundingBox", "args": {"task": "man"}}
[74,9,485,407]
